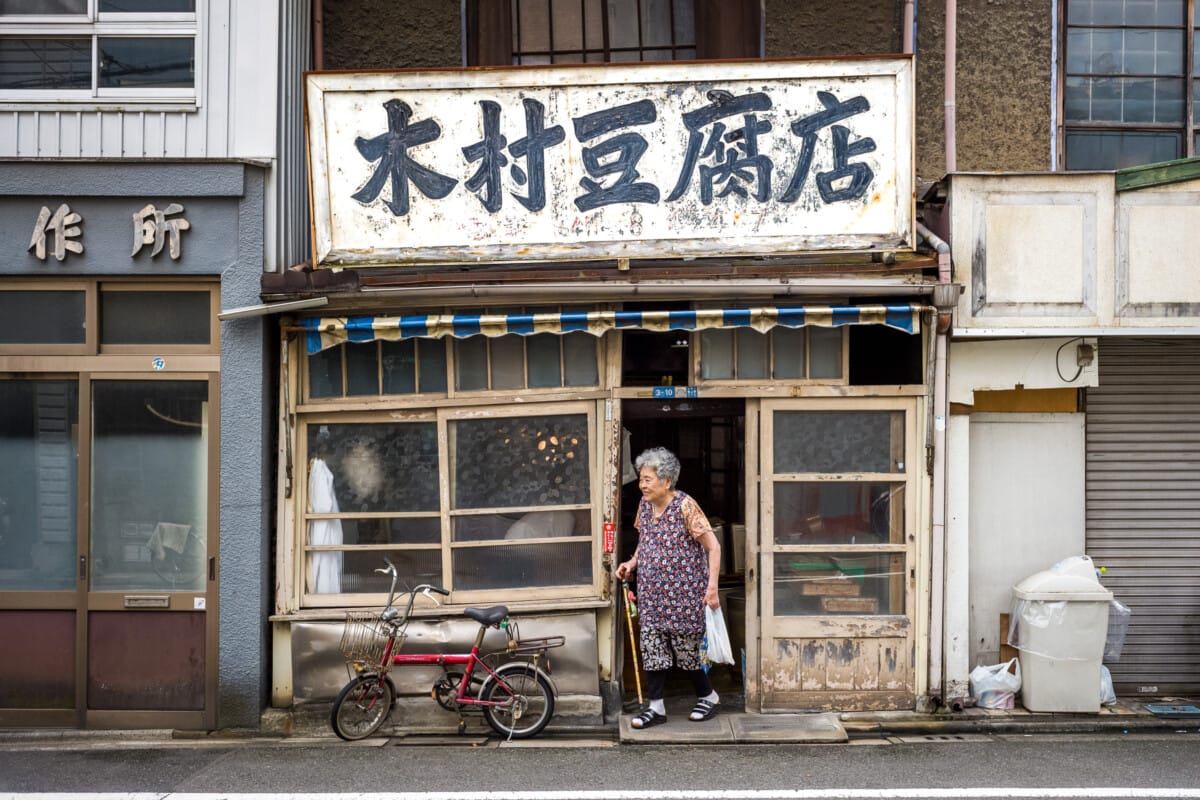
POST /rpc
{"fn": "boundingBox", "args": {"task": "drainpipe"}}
[903,0,915,54]
[312,0,324,71]
[944,0,957,172]
[919,223,955,707]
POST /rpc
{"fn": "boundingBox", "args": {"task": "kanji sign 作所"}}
[306,58,913,269]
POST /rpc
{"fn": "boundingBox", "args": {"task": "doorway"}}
[619,398,747,707]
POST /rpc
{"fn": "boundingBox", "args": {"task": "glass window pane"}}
[1065,128,1180,168]
[809,326,842,378]
[640,0,672,46]
[100,0,195,11]
[1065,28,1092,74]
[453,541,591,590]
[0,38,91,90]
[773,411,904,474]
[0,0,85,13]
[327,516,439,546]
[563,332,599,386]
[452,413,589,509]
[345,342,379,396]
[607,0,640,49]
[455,337,489,391]
[772,327,805,379]
[90,380,208,592]
[381,339,416,395]
[673,0,695,44]
[584,0,604,49]
[0,291,85,344]
[773,553,906,616]
[527,333,562,387]
[736,330,768,379]
[100,290,210,345]
[1064,75,1092,121]
[1152,76,1184,122]
[0,380,78,590]
[308,347,343,398]
[98,37,194,89]
[454,509,584,541]
[700,329,734,379]
[773,482,905,545]
[491,335,526,390]
[307,422,440,513]
[417,339,448,394]
[550,0,584,51]
[515,0,550,54]
[320,548,442,595]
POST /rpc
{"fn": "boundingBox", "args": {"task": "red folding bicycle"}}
[330,558,565,741]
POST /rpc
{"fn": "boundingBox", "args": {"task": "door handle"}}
[208,556,216,582]
[79,555,87,580]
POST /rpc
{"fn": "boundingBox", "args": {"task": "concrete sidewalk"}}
[1,697,1197,748]
[614,696,1200,745]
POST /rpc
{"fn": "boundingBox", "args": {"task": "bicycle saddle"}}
[464,606,509,627]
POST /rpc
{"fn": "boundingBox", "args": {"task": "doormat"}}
[1143,704,1200,718]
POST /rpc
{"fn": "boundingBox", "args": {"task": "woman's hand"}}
[704,584,720,609]
[615,557,636,580]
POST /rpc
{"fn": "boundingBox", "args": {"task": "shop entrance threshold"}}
[618,696,847,744]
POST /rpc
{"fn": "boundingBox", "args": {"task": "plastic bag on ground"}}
[703,605,735,666]
[970,658,1022,709]
[1100,665,1117,706]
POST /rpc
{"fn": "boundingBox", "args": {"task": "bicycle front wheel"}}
[330,675,394,741]
[482,665,555,739]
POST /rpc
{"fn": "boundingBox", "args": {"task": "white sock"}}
[649,699,666,716]
[702,691,719,704]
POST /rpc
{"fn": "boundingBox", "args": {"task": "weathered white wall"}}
[966,413,1086,669]
[0,0,278,161]
[951,172,1200,333]
[948,337,1098,405]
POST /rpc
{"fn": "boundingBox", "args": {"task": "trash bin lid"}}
[1013,568,1113,601]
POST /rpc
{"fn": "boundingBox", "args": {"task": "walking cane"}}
[622,580,644,707]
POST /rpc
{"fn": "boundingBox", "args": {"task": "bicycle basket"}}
[338,611,399,666]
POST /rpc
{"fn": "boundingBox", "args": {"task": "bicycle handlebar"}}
[375,559,451,624]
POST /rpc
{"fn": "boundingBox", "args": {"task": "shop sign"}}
[306,58,913,269]
[27,201,192,262]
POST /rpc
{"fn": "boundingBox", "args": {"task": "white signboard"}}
[306,58,913,268]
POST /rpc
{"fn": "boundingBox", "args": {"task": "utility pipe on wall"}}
[944,0,957,172]
[903,0,915,54]
[918,222,954,705]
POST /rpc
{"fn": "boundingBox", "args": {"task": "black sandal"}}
[630,708,667,729]
[690,699,719,721]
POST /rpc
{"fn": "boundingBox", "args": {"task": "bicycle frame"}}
[378,624,525,710]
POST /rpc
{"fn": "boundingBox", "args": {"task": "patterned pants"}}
[639,627,705,671]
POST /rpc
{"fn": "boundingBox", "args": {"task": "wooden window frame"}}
[295,400,602,609]
[692,326,850,387]
[1058,0,1198,168]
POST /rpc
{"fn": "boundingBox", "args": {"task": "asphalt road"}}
[0,732,1197,798]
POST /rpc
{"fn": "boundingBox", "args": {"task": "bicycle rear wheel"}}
[330,674,394,741]
[482,664,555,739]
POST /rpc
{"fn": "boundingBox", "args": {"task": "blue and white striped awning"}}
[298,304,932,355]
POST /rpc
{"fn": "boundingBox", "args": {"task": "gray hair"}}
[635,447,680,487]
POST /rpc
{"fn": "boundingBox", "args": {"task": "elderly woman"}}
[615,447,722,729]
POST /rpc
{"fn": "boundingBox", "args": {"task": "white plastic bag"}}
[1100,665,1117,706]
[704,605,735,665]
[970,658,1021,709]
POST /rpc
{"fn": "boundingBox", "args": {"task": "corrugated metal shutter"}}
[1086,338,1200,696]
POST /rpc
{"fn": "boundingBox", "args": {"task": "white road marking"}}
[5,790,1200,800]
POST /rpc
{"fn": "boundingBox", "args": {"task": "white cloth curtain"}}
[306,458,343,594]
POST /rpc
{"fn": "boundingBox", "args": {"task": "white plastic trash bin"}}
[1011,555,1113,713]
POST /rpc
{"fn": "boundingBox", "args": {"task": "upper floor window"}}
[0,0,197,104]
[512,0,695,64]
[1064,0,1198,168]
[467,0,758,66]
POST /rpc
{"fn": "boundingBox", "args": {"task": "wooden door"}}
[758,398,917,711]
